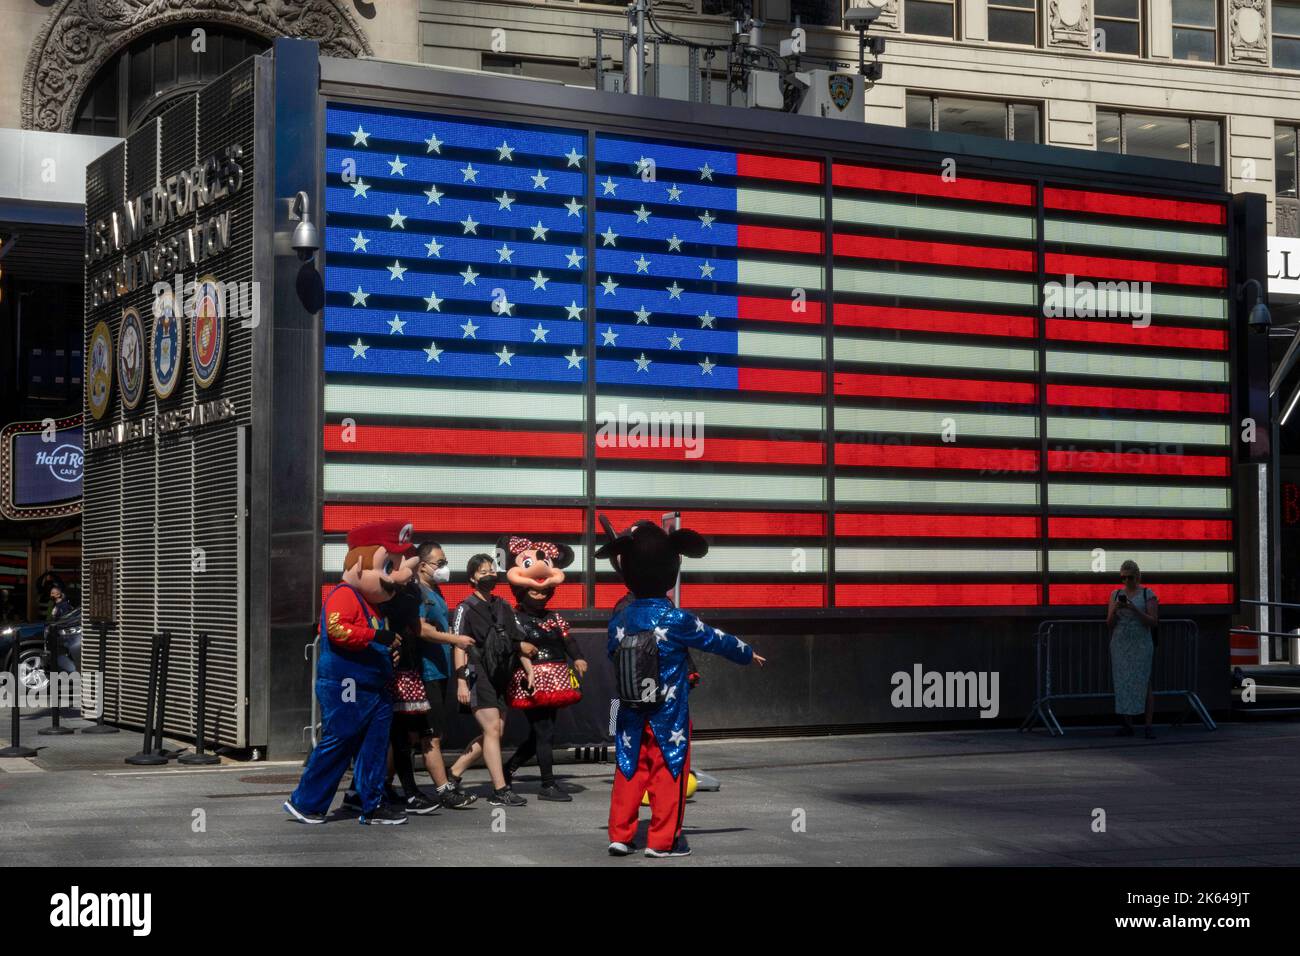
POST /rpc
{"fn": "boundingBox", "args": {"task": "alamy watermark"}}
[0,669,103,717]
[1043,274,1152,326]
[890,664,1000,718]
[595,402,704,459]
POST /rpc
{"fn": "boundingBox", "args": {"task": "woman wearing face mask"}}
[447,554,537,807]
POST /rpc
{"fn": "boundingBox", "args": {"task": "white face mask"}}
[432,564,451,584]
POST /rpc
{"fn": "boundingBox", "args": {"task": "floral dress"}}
[1110,587,1154,715]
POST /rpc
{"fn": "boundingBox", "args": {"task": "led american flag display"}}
[321,100,1236,612]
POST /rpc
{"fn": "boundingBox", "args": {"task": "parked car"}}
[0,607,81,696]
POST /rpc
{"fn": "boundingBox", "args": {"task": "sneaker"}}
[645,837,691,858]
[488,787,527,807]
[608,841,637,856]
[340,790,363,813]
[384,784,403,805]
[438,786,475,809]
[359,804,408,825]
[537,783,572,803]
[448,776,478,805]
[404,792,440,815]
[283,800,327,825]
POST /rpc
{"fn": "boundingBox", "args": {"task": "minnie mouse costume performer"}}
[597,518,765,857]
[499,535,588,802]
[284,519,419,826]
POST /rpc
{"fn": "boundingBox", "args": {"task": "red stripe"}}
[835,302,1035,338]
[323,504,585,534]
[836,371,1036,404]
[324,424,583,458]
[737,367,825,394]
[1045,252,1226,288]
[736,153,824,185]
[1047,448,1230,477]
[1048,517,1232,540]
[595,582,826,608]
[1046,319,1227,351]
[598,435,824,465]
[1044,187,1226,225]
[832,163,1034,206]
[738,295,824,325]
[835,233,1035,272]
[1046,383,1227,414]
[1049,582,1233,605]
[593,510,827,536]
[836,513,1040,538]
[737,223,824,254]
[836,583,1042,607]
[836,443,1039,472]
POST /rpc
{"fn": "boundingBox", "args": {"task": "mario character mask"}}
[343,519,419,607]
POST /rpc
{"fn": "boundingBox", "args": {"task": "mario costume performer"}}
[597,517,766,858]
[284,519,419,825]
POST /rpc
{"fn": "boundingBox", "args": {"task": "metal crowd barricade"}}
[1020,618,1216,736]
[303,634,321,752]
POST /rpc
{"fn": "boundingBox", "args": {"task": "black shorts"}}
[422,678,448,737]
[391,710,436,740]
[465,649,508,714]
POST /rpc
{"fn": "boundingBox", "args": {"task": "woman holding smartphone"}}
[1107,560,1159,739]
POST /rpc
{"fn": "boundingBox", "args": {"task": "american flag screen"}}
[321,101,1234,613]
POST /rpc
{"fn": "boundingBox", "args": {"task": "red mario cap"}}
[346,519,416,556]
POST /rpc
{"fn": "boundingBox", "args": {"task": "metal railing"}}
[1020,618,1215,736]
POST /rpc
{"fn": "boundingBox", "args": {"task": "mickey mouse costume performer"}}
[598,518,765,858]
[284,519,419,825]
[498,535,588,802]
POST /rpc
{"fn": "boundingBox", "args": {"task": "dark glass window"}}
[1277,125,1298,199]
[72,25,268,138]
[908,93,1041,143]
[1096,110,1222,166]
[1094,0,1141,54]
[989,0,1037,45]
[1097,109,1121,152]
[1172,0,1217,61]
[906,0,956,37]
[1275,0,1300,69]
[790,0,840,24]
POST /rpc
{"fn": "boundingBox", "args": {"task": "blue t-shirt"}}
[418,583,453,681]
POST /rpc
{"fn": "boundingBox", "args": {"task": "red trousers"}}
[608,723,690,852]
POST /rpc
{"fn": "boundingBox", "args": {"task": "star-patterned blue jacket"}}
[607,597,754,780]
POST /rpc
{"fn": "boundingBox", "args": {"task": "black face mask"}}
[475,575,497,594]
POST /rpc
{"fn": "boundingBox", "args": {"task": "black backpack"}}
[614,628,666,710]
[465,598,517,682]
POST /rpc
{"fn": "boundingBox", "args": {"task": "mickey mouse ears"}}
[594,515,708,560]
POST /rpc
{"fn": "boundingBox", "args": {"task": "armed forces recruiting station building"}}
[79,39,1269,757]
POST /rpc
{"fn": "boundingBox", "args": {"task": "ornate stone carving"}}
[1279,197,1300,239]
[23,0,374,132]
[1228,0,1269,64]
[1047,0,1091,48]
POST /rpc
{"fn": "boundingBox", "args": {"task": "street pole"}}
[635,0,647,96]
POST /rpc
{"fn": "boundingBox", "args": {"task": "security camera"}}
[843,4,882,29]
[289,191,319,261]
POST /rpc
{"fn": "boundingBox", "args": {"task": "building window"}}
[1095,110,1221,166]
[789,0,842,23]
[905,0,957,38]
[1093,0,1142,55]
[1274,0,1300,69]
[1277,125,1298,199]
[1172,0,1217,61]
[988,0,1037,45]
[907,93,1041,142]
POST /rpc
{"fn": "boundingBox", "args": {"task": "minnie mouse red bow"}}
[508,536,560,559]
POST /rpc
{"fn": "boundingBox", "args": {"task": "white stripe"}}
[1048,483,1230,510]
[683,546,826,573]
[835,267,1037,306]
[323,543,589,575]
[1046,416,1229,446]
[837,196,1035,240]
[837,547,1041,573]
[1046,350,1227,383]
[835,477,1040,506]
[597,393,823,430]
[1045,217,1226,257]
[737,259,824,290]
[738,329,824,361]
[836,406,1039,440]
[737,187,823,220]
[1150,291,1226,321]
[1049,550,1233,573]
[835,337,1037,372]
[597,469,826,502]
[325,383,585,421]
[325,462,586,496]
